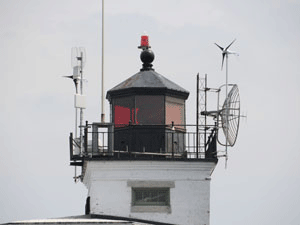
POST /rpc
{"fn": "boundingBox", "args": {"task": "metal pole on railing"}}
[225,54,229,167]
[204,74,207,152]
[69,133,73,160]
[80,51,84,155]
[101,0,105,123]
[172,121,174,158]
[196,73,199,158]
[84,121,88,154]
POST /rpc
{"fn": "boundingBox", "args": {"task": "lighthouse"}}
[69,35,218,225]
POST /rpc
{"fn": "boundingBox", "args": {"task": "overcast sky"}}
[1,0,300,224]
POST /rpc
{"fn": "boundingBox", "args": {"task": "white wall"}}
[83,161,216,225]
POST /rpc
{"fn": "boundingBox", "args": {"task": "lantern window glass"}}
[165,96,185,128]
[135,95,164,125]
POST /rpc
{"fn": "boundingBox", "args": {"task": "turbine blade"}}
[62,75,74,79]
[225,39,236,51]
[215,43,224,51]
[228,51,239,56]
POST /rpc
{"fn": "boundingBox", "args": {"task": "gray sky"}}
[1,0,300,224]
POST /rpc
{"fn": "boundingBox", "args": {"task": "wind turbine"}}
[215,39,238,167]
[215,39,238,70]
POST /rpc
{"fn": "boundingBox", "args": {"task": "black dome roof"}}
[106,69,189,101]
[106,49,189,101]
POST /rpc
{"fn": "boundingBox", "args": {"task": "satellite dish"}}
[218,84,240,147]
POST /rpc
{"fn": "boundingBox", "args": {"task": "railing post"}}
[84,121,88,154]
[129,120,132,159]
[92,123,98,154]
[69,132,73,160]
[196,73,199,158]
[204,74,207,153]
[108,124,114,156]
[172,121,174,159]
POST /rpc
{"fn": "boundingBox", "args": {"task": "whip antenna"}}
[101,0,105,123]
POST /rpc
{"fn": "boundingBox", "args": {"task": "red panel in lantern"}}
[113,96,135,127]
[114,106,130,127]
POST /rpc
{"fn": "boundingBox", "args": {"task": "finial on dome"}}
[140,49,155,71]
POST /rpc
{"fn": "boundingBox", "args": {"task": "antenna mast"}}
[215,39,238,165]
[196,74,208,158]
[79,51,84,154]
[64,47,87,182]
[101,0,105,123]
[225,53,229,164]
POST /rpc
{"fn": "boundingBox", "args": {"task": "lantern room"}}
[106,47,189,157]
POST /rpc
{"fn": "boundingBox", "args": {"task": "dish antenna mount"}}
[219,84,240,147]
[201,85,241,144]
[199,40,240,167]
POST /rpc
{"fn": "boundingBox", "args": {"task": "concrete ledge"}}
[127,180,175,188]
[131,205,171,214]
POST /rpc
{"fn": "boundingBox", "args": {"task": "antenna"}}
[101,0,105,123]
[200,83,241,168]
[64,47,87,182]
[69,47,87,138]
[198,41,240,167]
[218,84,240,147]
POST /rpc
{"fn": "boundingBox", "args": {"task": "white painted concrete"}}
[83,161,216,225]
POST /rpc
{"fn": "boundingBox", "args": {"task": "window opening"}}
[132,188,170,206]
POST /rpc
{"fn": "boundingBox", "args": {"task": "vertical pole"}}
[204,74,207,152]
[196,73,199,158]
[75,109,78,138]
[226,55,228,107]
[70,132,77,182]
[172,121,174,158]
[69,133,73,160]
[172,131,174,158]
[74,78,78,182]
[92,124,98,154]
[84,121,88,154]
[129,122,132,159]
[75,80,79,139]
[225,54,229,167]
[80,51,84,155]
[108,124,114,155]
[101,0,105,123]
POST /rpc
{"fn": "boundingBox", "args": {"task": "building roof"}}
[2,215,149,225]
[106,69,189,101]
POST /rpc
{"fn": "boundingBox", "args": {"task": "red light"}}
[141,35,149,47]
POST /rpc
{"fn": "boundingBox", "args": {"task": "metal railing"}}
[69,123,217,161]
